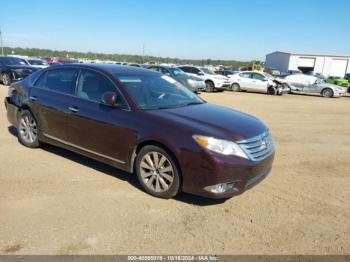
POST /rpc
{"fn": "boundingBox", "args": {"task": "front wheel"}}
[1,73,12,86]
[18,110,40,148]
[267,86,277,95]
[205,81,215,92]
[322,88,334,98]
[231,83,241,92]
[135,145,181,199]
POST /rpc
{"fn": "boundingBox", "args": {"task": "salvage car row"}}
[0,55,348,98]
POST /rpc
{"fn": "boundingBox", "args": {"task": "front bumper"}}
[215,81,231,89]
[181,149,275,199]
[333,89,347,97]
[187,81,206,92]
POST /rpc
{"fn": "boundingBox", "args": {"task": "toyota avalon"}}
[5,64,275,199]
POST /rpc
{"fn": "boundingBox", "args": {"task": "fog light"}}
[204,182,234,194]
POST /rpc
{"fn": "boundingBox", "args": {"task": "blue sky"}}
[1,0,349,61]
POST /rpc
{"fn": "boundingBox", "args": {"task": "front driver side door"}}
[251,73,268,93]
[64,69,136,168]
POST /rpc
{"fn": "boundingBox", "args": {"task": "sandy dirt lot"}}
[0,84,349,255]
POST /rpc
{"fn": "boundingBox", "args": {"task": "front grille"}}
[237,131,275,161]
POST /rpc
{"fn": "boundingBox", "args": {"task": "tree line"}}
[2,46,251,68]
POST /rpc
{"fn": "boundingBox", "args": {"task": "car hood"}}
[320,82,346,91]
[147,103,267,141]
[213,74,229,80]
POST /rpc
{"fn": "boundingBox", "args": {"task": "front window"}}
[116,74,204,109]
[0,57,27,66]
[199,67,215,75]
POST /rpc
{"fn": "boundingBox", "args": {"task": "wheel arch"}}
[130,139,183,186]
[321,87,334,97]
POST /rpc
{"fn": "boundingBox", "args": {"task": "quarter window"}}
[76,70,117,103]
[34,69,78,95]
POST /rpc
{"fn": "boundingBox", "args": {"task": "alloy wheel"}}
[19,115,38,144]
[139,152,174,193]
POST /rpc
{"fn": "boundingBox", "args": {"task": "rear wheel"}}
[18,110,40,148]
[322,88,333,98]
[1,73,12,86]
[205,81,215,92]
[231,83,240,92]
[135,145,181,199]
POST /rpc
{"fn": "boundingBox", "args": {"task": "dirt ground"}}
[0,84,349,255]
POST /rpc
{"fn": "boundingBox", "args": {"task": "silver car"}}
[278,74,346,98]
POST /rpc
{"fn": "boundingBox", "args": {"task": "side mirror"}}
[102,92,118,106]
[262,78,268,82]
[165,72,171,77]
[197,72,204,76]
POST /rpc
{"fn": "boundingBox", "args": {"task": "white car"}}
[178,66,231,92]
[277,74,346,98]
[229,71,285,95]
[21,58,49,69]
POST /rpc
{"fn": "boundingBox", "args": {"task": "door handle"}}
[29,96,37,102]
[68,106,79,113]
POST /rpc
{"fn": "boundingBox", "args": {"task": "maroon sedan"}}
[5,64,275,199]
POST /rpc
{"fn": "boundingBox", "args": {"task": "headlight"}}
[193,135,248,159]
[187,79,196,84]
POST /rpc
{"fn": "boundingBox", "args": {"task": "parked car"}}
[278,74,346,98]
[21,58,49,69]
[128,63,142,67]
[344,73,350,93]
[325,76,349,88]
[0,56,39,86]
[5,64,275,199]
[178,66,231,92]
[228,71,286,95]
[148,65,205,92]
[216,70,239,78]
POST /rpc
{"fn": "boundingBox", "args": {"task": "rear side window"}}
[35,69,78,95]
[240,72,252,78]
[180,67,190,73]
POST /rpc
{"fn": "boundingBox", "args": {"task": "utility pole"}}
[0,26,4,56]
[142,44,145,64]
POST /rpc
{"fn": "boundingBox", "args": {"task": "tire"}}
[267,86,277,95]
[205,81,215,92]
[231,83,241,92]
[1,72,12,86]
[135,145,181,199]
[322,88,334,98]
[17,110,40,148]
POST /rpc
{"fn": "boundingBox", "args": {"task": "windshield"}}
[28,59,44,65]
[0,57,27,66]
[263,72,274,79]
[199,67,215,75]
[168,67,186,77]
[116,74,204,109]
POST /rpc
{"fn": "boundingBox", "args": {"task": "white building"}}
[265,51,350,77]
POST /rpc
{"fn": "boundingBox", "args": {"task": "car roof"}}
[47,63,159,76]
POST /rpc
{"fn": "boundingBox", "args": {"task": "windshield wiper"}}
[181,101,204,107]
